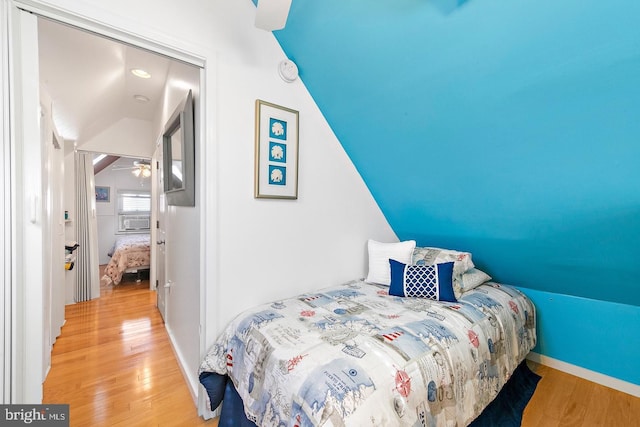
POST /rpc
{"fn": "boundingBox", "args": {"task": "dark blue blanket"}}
[199,360,541,426]
[469,360,541,426]
[199,372,256,427]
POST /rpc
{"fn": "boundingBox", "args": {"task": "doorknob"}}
[157,240,165,245]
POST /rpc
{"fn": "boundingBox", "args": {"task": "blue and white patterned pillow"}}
[388,259,457,302]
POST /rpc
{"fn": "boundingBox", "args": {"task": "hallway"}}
[43,271,214,426]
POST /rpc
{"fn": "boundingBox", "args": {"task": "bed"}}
[102,234,151,285]
[199,243,537,426]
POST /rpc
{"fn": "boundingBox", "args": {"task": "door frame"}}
[2,0,218,409]
[152,140,167,321]
[5,5,44,404]
[1,0,12,404]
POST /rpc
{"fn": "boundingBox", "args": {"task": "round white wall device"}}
[278,59,299,83]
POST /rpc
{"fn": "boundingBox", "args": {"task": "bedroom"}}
[94,156,152,287]
[1,0,638,422]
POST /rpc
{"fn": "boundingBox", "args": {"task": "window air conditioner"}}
[118,214,150,231]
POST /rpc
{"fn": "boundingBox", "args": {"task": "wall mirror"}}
[163,90,195,206]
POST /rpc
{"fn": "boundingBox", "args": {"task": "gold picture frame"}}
[254,99,299,199]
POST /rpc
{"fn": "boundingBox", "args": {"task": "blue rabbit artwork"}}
[268,117,288,186]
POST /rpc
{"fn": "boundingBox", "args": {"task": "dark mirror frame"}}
[163,90,195,206]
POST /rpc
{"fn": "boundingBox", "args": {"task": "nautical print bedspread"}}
[102,234,151,285]
[199,280,536,426]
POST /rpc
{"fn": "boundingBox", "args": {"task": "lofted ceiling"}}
[271,0,640,305]
[37,17,172,143]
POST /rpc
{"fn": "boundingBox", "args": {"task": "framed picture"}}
[254,99,299,199]
[95,186,110,203]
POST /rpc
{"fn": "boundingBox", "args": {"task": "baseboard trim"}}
[165,325,199,403]
[527,352,640,398]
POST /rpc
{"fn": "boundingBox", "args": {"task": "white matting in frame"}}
[254,99,299,199]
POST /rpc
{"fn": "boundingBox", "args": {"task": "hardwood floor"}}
[43,270,215,426]
[44,272,637,426]
[522,362,640,427]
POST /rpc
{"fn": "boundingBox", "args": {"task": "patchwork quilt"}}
[102,234,151,285]
[200,280,536,426]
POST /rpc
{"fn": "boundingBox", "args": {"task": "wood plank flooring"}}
[522,362,640,426]
[43,270,215,426]
[44,272,638,426]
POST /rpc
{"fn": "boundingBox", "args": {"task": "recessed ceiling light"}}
[131,68,151,79]
[133,94,150,103]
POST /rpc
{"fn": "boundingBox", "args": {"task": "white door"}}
[155,146,168,322]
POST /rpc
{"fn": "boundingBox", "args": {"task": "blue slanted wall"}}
[273,0,640,386]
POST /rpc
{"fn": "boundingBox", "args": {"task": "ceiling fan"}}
[112,160,152,178]
[255,0,292,31]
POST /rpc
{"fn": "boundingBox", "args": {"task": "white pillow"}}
[366,239,416,285]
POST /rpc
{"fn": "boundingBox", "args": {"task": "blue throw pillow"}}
[388,259,457,302]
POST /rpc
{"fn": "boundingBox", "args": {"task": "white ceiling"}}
[37,17,172,142]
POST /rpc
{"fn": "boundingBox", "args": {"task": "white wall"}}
[208,1,397,326]
[94,157,151,265]
[152,59,202,396]
[11,0,397,407]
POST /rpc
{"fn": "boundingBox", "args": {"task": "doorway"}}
[4,4,206,407]
[93,154,154,290]
[37,15,200,303]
